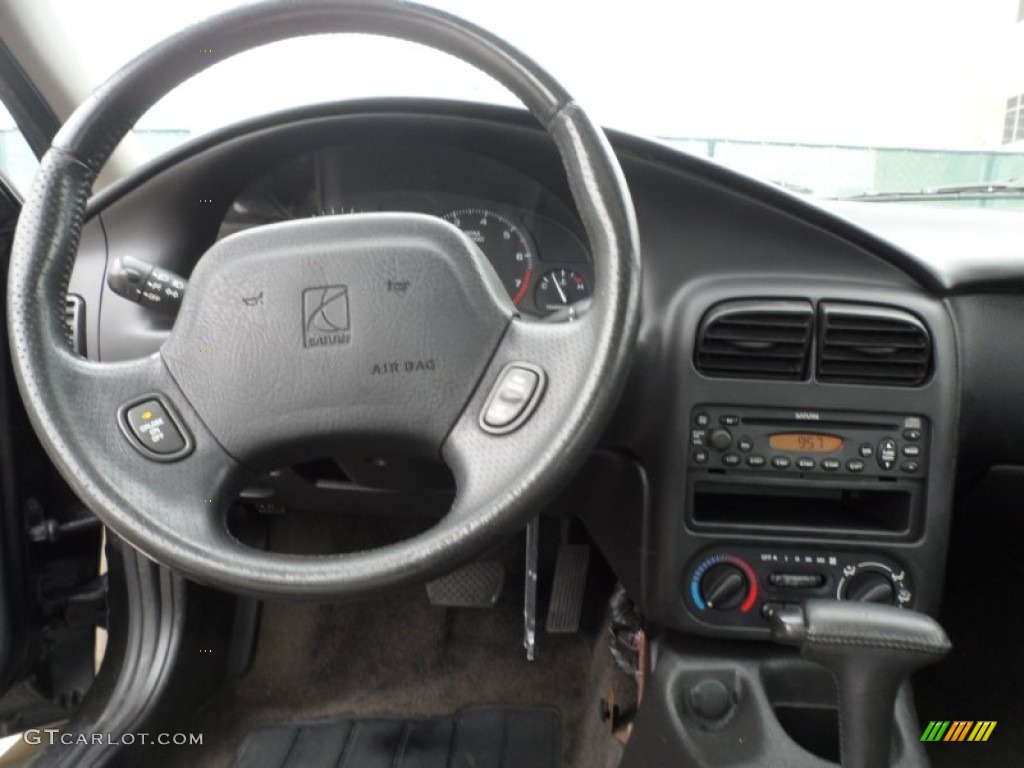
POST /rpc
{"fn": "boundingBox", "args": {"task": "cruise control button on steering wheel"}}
[119,396,192,460]
[480,363,546,433]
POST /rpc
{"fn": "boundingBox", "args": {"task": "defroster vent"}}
[695,300,813,380]
[817,303,930,386]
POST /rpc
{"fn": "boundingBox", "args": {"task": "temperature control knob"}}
[843,572,896,604]
[700,564,749,610]
[690,554,759,613]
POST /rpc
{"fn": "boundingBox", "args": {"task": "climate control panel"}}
[684,546,912,631]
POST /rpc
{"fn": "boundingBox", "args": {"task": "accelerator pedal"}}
[545,543,590,634]
[426,561,504,608]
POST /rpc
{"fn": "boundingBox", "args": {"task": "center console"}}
[619,276,959,767]
[684,405,928,634]
[641,278,958,644]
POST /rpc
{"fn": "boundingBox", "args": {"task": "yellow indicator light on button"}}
[141,411,152,420]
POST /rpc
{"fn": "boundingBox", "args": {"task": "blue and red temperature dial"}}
[690,554,759,613]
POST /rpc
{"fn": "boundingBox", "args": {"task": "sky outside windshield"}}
[15,0,1023,150]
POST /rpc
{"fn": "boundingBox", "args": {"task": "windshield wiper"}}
[839,178,1024,203]
[771,179,814,195]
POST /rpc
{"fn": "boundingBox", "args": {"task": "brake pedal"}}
[545,543,590,634]
[426,561,505,608]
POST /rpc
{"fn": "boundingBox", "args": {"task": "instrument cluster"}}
[217,144,593,317]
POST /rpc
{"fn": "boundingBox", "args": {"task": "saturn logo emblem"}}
[302,285,351,348]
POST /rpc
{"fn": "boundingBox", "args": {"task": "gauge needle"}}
[553,276,569,304]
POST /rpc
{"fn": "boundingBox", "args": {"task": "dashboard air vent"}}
[64,295,86,356]
[695,300,813,380]
[817,303,930,386]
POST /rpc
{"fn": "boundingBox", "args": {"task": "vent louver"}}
[64,295,86,356]
[817,303,930,386]
[695,300,813,380]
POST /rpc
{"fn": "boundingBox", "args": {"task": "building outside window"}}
[1005,95,1024,145]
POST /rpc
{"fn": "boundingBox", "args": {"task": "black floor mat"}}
[232,707,561,768]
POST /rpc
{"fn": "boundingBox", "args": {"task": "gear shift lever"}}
[769,600,951,768]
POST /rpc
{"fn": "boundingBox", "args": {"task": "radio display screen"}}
[769,433,844,453]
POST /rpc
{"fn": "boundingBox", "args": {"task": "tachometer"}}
[442,208,534,306]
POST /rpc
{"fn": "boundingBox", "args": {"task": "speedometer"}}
[442,208,534,306]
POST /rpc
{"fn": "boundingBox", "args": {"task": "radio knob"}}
[700,563,749,610]
[709,429,733,451]
[843,572,896,605]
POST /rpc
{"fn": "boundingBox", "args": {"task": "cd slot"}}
[690,480,914,537]
[741,418,899,431]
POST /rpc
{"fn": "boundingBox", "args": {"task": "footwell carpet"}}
[232,707,561,768]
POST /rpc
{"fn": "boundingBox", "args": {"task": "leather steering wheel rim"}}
[7,0,641,598]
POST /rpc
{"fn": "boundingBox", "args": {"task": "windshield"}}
[10,0,1024,206]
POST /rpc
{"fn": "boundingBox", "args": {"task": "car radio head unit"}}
[689,405,927,479]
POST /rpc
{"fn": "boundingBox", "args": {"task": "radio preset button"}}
[720,415,740,426]
[722,453,741,467]
[694,449,709,464]
[858,442,874,459]
[709,429,733,451]
[795,457,815,471]
[903,428,922,441]
[746,454,766,468]
[771,456,792,469]
[846,459,866,473]
[877,438,898,470]
[901,461,920,473]
[902,444,921,458]
[695,412,711,427]
[821,458,841,471]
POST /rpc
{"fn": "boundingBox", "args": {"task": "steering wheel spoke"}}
[438,311,615,532]
[36,350,246,564]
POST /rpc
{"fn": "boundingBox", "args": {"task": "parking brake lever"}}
[769,600,951,768]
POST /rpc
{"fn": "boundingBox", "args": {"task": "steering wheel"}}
[8,0,640,598]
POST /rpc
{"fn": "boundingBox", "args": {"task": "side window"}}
[0,102,40,196]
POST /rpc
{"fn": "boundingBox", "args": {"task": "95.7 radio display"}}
[768,433,844,453]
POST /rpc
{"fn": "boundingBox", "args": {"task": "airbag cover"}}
[161,213,513,466]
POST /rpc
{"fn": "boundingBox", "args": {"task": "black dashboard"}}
[64,98,1024,639]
